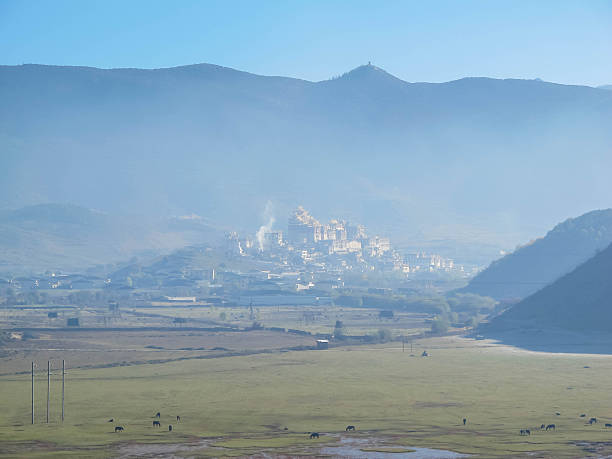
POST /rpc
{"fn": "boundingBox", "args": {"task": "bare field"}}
[0,329,315,375]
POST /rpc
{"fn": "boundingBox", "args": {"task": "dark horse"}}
[605,423,612,428]
[153,421,161,427]
[176,415,181,422]
[546,424,555,431]
[463,418,467,426]
[345,425,356,431]
[155,412,161,418]
[520,429,531,436]
[589,417,597,424]
[114,426,124,432]
[310,432,320,439]
[168,425,173,431]
[540,424,546,430]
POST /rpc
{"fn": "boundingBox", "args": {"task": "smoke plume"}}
[256,201,275,251]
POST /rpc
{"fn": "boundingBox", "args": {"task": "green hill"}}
[459,209,612,300]
[483,241,612,333]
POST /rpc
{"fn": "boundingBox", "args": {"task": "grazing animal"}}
[546,424,555,431]
[108,418,114,422]
[540,424,546,430]
[555,412,561,416]
[605,423,612,428]
[580,414,586,417]
[525,429,530,435]
[346,425,356,431]
[589,417,597,424]
[463,418,467,426]
[153,421,161,427]
[520,429,531,436]
[310,432,320,439]
[155,412,161,418]
[421,350,428,357]
[114,426,124,432]
[168,425,173,431]
[284,427,288,430]
[176,415,180,422]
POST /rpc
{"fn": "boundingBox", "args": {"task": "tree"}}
[431,316,450,334]
[377,328,392,342]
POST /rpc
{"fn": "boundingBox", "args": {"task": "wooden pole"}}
[31,362,34,424]
[402,337,405,352]
[61,360,65,422]
[46,361,50,424]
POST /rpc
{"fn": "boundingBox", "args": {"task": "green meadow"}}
[2,337,612,457]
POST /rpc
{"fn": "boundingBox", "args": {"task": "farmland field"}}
[2,336,612,457]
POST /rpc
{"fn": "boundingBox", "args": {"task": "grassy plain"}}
[2,337,612,457]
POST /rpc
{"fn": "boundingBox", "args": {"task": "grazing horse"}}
[108,418,114,422]
[546,424,555,431]
[114,426,124,432]
[463,418,467,426]
[310,432,320,439]
[168,425,173,431]
[155,412,161,418]
[520,429,531,436]
[346,425,356,431]
[580,414,586,417]
[153,421,161,427]
[176,415,181,422]
[589,417,597,424]
[540,424,546,430]
[605,423,612,428]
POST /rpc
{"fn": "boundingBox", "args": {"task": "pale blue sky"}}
[1,0,611,86]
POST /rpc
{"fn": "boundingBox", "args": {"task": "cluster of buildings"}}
[225,206,463,279]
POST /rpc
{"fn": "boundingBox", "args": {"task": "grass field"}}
[2,336,612,457]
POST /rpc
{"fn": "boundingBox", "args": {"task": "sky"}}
[1,0,611,86]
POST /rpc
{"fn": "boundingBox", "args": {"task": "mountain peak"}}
[330,63,407,85]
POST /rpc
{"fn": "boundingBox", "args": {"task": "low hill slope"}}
[459,209,612,300]
[0,204,222,273]
[482,242,612,333]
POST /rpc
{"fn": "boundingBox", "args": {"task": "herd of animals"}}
[110,412,180,433]
[517,414,612,436]
[109,412,612,439]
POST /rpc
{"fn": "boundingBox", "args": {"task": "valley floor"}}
[2,336,612,457]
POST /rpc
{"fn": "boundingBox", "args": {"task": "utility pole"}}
[31,362,34,424]
[46,361,50,424]
[61,360,65,422]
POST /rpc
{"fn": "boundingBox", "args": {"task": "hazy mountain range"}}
[2,63,612,266]
[459,209,612,300]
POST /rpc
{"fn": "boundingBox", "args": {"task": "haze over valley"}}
[2,62,612,267]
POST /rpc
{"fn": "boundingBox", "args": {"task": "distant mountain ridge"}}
[1,62,612,263]
[459,209,612,300]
